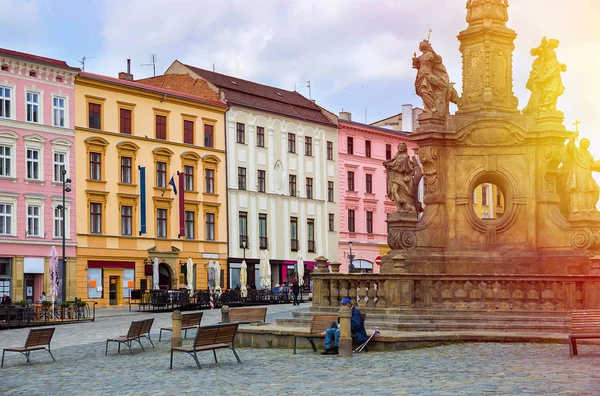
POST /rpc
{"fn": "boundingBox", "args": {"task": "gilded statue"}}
[466,0,509,24]
[561,133,600,216]
[523,37,566,114]
[412,40,460,117]
[384,142,422,216]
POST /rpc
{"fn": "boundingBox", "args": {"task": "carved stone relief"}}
[464,49,484,105]
[419,146,439,194]
[456,122,525,146]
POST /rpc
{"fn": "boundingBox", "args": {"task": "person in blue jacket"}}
[321,297,368,355]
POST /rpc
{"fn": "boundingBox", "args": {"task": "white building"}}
[164,61,339,288]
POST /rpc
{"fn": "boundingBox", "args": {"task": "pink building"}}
[0,48,78,302]
[337,110,418,273]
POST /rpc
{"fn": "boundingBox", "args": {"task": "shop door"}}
[24,275,34,302]
[109,276,118,305]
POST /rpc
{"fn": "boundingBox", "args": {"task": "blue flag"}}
[169,175,177,195]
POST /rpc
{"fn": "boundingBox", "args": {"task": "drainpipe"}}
[223,105,230,289]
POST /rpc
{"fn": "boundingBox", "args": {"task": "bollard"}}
[171,310,182,347]
[221,305,230,323]
[338,305,352,358]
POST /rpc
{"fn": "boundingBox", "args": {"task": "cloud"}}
[0,0,42,52]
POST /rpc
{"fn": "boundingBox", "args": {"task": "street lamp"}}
[56,169,71,302]
[348,241,355,273]
[241,239,247,260]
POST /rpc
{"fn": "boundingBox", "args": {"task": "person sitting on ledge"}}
[321,298,368,355]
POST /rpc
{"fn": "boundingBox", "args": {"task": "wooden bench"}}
[139,318,155,348]
[1,327,56,367]
[170,323,241,369]
[106,319,148,356]
[227,307,267,324]
[160,312,203,341]
[569,309,600,356]
[293,315,338,354]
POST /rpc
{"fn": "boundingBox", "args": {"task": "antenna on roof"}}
[213,63,215,72]
[78,56,95,71]
[141,54,157,77]
[298,80,311,99]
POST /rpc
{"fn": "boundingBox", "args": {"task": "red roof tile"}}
[78,72,227,108]
[181,63,336,127]
[0,47,79,71]
[136,74,223,105]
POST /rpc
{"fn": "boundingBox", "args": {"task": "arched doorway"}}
[158,263,172,290]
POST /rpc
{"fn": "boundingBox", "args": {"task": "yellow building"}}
[472,183,505,219]
[74,70,228,307]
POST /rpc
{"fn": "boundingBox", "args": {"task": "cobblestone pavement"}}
[2,304,600,395]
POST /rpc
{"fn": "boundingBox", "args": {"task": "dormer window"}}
[29,70,37,77]
[230,80,237,85]
[275,92,282,96]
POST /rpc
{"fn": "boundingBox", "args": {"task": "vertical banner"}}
[139,166,147,235]
[178,171,185,237]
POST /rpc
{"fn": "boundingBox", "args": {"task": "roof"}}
[136,74,223,105]
[0,47,79,71]
[370,111,403,126]
[181,63,336,127]
[77,72,227,108]
[340,119,409,137]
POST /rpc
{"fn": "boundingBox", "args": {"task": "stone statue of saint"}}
[412,40,460,117]
[383,142,421,216]
[523,37,567,114]
[561,133,600,215]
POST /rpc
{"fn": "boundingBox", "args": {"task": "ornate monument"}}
[309,0,600,324]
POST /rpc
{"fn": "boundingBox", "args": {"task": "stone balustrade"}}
[311,273,600,312]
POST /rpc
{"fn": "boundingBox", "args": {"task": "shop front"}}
[86,261,135,306]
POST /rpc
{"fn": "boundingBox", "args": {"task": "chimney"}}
[118,59,134,81]
[339,111,352,121]
[401,104,413,132]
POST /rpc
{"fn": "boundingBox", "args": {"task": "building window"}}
[184,165,194,191]
[156,115,167,140]
[482,185,489,206]
[0,145,10,177]
[328,213,335,232]
[204,124,214,148]
[206,213,215,241]
[259,214,268,249]
[327,141,333,160]
[236,123,245,144]
[258,170,266,193]
[157,209,167,238]
[366,174,373,193]
[0,87,11,118]
[205,169,215,193]
[27,205,41,237]
[89,103,101,129]
[239,212,248,248]
[365,140,371,158]
[289,175,297,197]
[26,149,40,180]
[121,157,132,184]
[288,133,296,153]
[90,203,102,234]
[184,120,194,144]
[121,206,132,236]
[120,108,132,134]
[256,126,265,147]
[305,136,312,156]
[53,206,64,238]
[53,152,66,183]
[386,144,392,160]
[306,177,313,199]
[290,217,298,251]
[366,211,373,234]
[307,219,315,252]
[347,136,354,154]
[347,171,355,191]
[328,181,334,202]
[156,162,166,188]
[89,152,101,180]
[26,91,39,123]
[185,211,195,239]
[53,97,66,127]
[238,167,246,190]
[0,203,12,235]
[348,209,355,233]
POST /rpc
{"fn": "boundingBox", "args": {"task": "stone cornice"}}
[0,118,75,137]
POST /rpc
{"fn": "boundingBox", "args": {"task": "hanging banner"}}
[179,171,185,237]
[139,166,147,235]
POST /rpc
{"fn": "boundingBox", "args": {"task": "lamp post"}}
[57,169,71,302]
[241,238,247,260]
[348,241,355,273]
